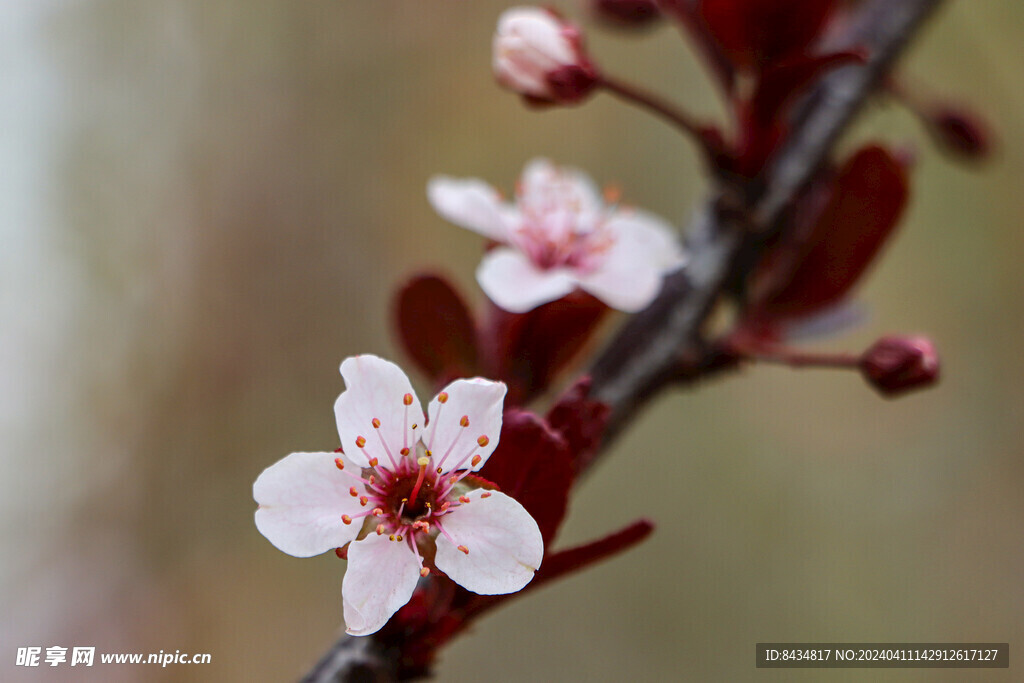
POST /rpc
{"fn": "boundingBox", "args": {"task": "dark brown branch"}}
[588,0,946,444]
[303,1,945,680]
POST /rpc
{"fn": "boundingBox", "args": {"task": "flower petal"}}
[477,247,576,313]
[427,176,511,242]
[434,490,543,595]
[253,452,364,558]
[425,378,506,474]
[342,533,422,636]
[575,209,685,312]
[334,355,424,468]
[519,158,602,215]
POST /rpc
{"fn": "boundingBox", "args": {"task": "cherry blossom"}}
[428,158,686,313]
[254,355,543,636]
[493,7,598,104]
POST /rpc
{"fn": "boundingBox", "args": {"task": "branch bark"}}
[302,0,945,679]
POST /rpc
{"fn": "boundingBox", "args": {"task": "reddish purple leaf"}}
[478,410,574,545]
[483,291,608,406]
[393,274,480,387]
[546,377,611,476]
[697,0,838,70]
[753,144,911,321]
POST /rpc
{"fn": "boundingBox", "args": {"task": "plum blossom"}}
[493,7,599,104]
[254,355,543,636]
[428,158,686,313]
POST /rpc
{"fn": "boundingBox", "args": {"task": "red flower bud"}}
[859,335,940,397]
[926,104,992,162]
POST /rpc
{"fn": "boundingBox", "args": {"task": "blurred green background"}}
[1,2,1021,681]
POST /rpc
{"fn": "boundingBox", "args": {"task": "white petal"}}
[519,158,602,214]
[342,534,422,636]
[427,176,511,242]
[334,355,424,469]
[253,452,364,558]
[496,8,575,66]
[425,378,506,474]
[434,490,543,595]
[576,209,685,312]
[477,247,576,313]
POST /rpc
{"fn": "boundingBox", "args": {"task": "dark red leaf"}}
[393,274,480,387]
[926,104,993,162]
[753,144,911,321]
[592,0,663,28]
[528,519,655,591]
[546,377,611,476]
[483,291,608,406]
[697,0,838,70]
[478,410,574,545]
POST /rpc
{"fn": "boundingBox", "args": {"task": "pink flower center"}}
[511,174,616,272]
[333,393,493,575]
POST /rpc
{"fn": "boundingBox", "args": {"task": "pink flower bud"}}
[590,0,662,29]
[859,335,939,397]
[493,7,599,105]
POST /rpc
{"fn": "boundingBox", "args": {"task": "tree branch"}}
[302,0,945,680]
[588,0,946,444]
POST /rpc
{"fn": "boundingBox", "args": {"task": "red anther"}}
[349,487,359,497]
[459,495,470,504]
[419,567,430,577]
[440,501,451,511]
[355,436,366,448]
[400,447,410,456]
[342,515,353,525]
[376,524,385,535]
[460,415,469,427]
[334,458,345,470]
[334,447,344,453]
[359,496,369,506]
[438,392,449,403]
[403,393,414,406]
[372,418,381,429]
[372,508,384,517]
[368,458,379,468]
[471,455,482,467]
[335,547,348,560]
[477,435,489,447]
[457,545,469,555]
[368,475,376,485]
[481,492,492,499]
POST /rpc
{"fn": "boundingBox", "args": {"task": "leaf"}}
[753,144,911,321]
[546,376,611,476]
[477,410,574,546]
[393,274,480,387]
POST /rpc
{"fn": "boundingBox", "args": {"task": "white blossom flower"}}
[428,158,686,313]
[253,355,542,636]
[493,7,598,103]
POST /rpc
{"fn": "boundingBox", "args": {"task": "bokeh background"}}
[2,2,1022,681]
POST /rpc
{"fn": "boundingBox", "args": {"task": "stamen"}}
[334,458,345,470]
[400,447,410,456]
[342,515,353,525]
[355,436,366,448]
[372,429,399,471]
[459,495,470,504]
[335,547,348,560]
[437,392,448,403]
[471,455,481,467]
[372,418,381,429]
[459,415,469,427]
[376,524,385,535]
[403,393,413,406]
[477,435,489,447]
[420,567,430,577]
[359,496,369,506]
[349,487,359,497]
[457,545,469,555]
[481,492,492,499]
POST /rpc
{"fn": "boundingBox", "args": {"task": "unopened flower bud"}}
[493,7,599,105]
[926,105,992,161]
[859,335,939,397]
[590,0,662,29]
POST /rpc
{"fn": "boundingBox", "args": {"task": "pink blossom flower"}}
[493,7,599,104]
[428,158,686,313]
[253,355,543,636]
